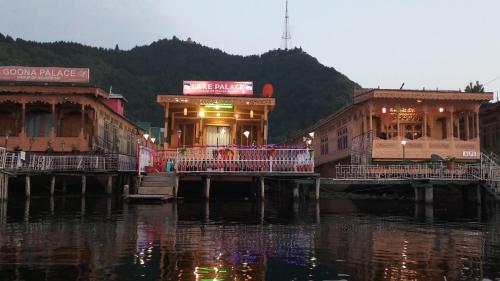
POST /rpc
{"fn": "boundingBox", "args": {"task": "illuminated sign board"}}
[203,103,233,109]
[0,66,90,83]
[183,81,253,96]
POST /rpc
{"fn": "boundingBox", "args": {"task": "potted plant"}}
[179,147,187,156]
[267,146,276,158]
[445,156,456,170]
[309,148,315,159]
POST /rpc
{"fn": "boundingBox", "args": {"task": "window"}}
[320,132,329,155]
[337,127,348,150]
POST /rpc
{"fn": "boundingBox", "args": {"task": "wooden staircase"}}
[127,173,177,202]
[481,152,500,199]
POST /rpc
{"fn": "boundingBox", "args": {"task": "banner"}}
[183,81,253,96]
[0,66,90,83]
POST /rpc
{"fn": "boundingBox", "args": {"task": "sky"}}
[1,0,500,99]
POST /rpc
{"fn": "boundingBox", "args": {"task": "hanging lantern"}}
[262,83,274,98]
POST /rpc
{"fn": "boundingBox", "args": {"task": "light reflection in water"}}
[0,197,498,280]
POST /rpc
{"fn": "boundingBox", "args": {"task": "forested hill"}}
[0,33,359,142]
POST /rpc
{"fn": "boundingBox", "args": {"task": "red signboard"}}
[183,81,253,96]
[0,66,90,83]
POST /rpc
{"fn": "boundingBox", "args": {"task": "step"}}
[138,185,173,196]
[141,181,174,187]
[142,176,175,182]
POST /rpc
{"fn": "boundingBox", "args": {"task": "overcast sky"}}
[1,0,500,98]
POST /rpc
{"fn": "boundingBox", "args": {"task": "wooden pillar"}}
[163,103,169,148]
[368,105,373,132]
[475,108,480,139]
[174,175,179,197]
[423,106,428,139]
[80,104,85,136]
[25,175,31,198]
[4,175,8,200]
[315,177,320,200]
[62,177,67,194]
[396,107,401,139]
[106,175,113,195]
[414,186,423,202]
[50,176,55,196]
[476,184,482,205]
[263,105,268,144]
[51,102,56,139]
[21,102,26,135]
[259,177,265,200]
[425,185,433,204]
[81,176,86,195]
[0,174,4,201]
[292,182,299,200]
[203,177,211,200]
[465,112,470,140]
[449,107,454,140]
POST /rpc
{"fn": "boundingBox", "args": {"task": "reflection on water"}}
[0,197,499,281]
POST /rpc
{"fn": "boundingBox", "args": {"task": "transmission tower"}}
[281,0,291,50]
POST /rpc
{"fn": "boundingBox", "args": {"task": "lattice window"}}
[320,132,329,155]
[337,127,348,150]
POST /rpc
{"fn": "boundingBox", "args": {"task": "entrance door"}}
[205,126,230,146]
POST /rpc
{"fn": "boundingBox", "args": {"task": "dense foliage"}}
[0,33,359,142]
[465,81,484,93]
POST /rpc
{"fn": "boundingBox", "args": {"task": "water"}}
[0,196,500,281]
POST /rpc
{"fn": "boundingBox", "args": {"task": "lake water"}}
[0,196,499,281]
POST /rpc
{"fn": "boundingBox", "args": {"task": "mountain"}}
[0,33,359,142]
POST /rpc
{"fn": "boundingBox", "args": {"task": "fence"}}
[175,147,314,173]
[335,163,482,181]
[3,152,137,173]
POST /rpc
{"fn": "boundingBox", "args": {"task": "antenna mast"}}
[281,0,291,50]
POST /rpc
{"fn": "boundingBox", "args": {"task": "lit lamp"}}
[382,107,387,114]
[250,110,254,118]
[151,137,156,144]
[243,130,250,145]
[401,140,407,162]
[439,107,444,113]
[198,109,205,118]
[308,132,315,139]
[183,107,188,116]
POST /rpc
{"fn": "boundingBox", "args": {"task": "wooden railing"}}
[175,147,314,173]
[4,152,137,173]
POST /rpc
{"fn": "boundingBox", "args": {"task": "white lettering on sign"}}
[463,151,478,157]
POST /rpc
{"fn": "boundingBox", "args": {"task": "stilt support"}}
[414,186,423,202]
[50,176,55,196]
[315,177,320,200]
[293,182,299,200]
[106,175,113,195]
[259,177,265,200]
[0,174,6,200]
[174,176,180,197]
[25,175,31,198]
[425,185,434,204]
[81,176,86,195]
[476,184,482,205]
[203,177,211,200]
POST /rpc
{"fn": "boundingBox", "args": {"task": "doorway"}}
[205,126,230,146]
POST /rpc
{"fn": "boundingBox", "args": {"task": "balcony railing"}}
[173,147,314,173]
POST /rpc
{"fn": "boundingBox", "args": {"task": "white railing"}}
[118,154,137,172]
[138,145,154,173]
[481,152,500,193]
[175,147,314,173]
[4,152,138,173]
[335,163,481,181]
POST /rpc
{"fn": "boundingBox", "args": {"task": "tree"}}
[465,81,484,93]
[115,44,120,52]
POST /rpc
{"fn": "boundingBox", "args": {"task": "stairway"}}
[129,174,177,201]
[481,152,500,198]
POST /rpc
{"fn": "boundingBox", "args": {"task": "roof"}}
[156,94,276,107]
[480,100,500,114]
[0,83,109,98]
[354,88,493,104]
[108,90,128,102]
